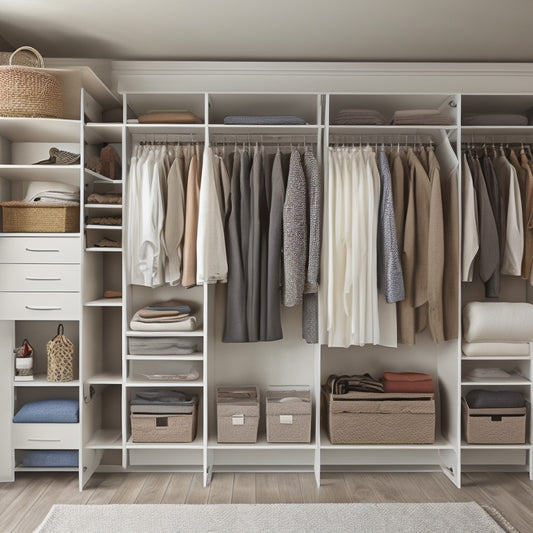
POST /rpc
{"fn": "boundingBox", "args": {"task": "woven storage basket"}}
[47,324,74,382]
[323,388,435,444]
[0,46,43,67]
[266,387,311,443]
[0,201,79,232]
[217,386,259,443]
[0,46,63,118]
[131,402,198,443]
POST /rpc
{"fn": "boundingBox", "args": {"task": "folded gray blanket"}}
[131,390,197,405]
[223,115,306,125]
[128,337,198,355]
[466,389,525,409]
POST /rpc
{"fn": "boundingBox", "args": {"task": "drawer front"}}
[0,292,80,320]
[0,264,80,292]
[0,237,81,264]
[13,423,80,449]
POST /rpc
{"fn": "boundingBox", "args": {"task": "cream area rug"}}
[35,502,516,533]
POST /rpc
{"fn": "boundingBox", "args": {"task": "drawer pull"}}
[25,277,62,281]
[25,305,62,311]
[27,438,61,442]
[25,247,60,253]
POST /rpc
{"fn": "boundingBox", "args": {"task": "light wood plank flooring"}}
[1,471,532,532]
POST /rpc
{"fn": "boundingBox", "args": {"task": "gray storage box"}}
[462,398,526,444]
[217,386,259,443]
[323,388,435,444]
[266,387,311,443]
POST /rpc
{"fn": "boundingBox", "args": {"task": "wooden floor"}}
[1,471,532,532]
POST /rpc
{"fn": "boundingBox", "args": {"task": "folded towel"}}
[24,181,79,203]
[223,115,306,125]
[130,316,197,331]
[13,399,79,423]
[466,389,525,409]
[382,372,434,393]
[392,109,454,125]
[332,108,386,125]
[87,193,122,205]
[23,450,78,468]
[147,302,192,314]
[463,114,528,126]
[462,341,531,357]
[466,368,512,379]
[463,302,533,342]
[128,337,198,355]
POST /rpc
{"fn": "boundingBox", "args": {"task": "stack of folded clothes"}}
[88,215,122,226]
[325,373,384,394]
[130,390,198,414]
[130,300,197,331]
[382,372,434,393]
[87,192,122,205]
[391,109,454,125]
[462,302,533,357]
[223,115,306,125]
[463,113,528,126]
[23,181,80,205]
[332,108,386,125]
[465,389,525,409]
[465,368,513,381]
[129,337,199,355]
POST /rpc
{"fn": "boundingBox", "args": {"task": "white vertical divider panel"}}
[0,321,14,481]
[203,92,213,486]
[121,92,129,470]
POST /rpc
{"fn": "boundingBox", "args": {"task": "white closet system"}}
[0,66,532,490]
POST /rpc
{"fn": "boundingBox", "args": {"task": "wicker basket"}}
[0,46,63,118]
[47,324,74,382]
[0,201,79,233]
[0,46,44,67]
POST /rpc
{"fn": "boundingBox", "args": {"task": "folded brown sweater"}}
[382,372,434,393]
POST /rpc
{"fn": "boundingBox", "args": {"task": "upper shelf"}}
[0,118,81,142]
[0,165,80,183]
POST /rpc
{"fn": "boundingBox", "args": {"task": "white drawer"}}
[0,237,81,264]
[0,264,80,291]
[13,423,80,449]
[0,292,80,320]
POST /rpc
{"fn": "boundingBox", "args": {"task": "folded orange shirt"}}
[382,372,434,393]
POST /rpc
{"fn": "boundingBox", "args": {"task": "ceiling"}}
[0,0,532,63]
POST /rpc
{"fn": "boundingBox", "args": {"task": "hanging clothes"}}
[461,153,479,282]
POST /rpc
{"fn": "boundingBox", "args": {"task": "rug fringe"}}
[482,505,520,533]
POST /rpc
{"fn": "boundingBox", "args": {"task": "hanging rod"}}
[329,133,438,146]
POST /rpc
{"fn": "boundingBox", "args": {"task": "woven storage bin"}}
[217,386,259,443]
[462,398,526,444]
[266,387,311,443]
[0,47,63,118]
[323,388,435,444]
[0,202,79,232]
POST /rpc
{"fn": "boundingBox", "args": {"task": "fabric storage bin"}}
[323,388,435,444]
[0,202,79,233]
[217,386,259,443]
[462,398,526,444]
[266,386,311,443]
[130,400,198,443]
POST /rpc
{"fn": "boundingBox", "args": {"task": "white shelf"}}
[209,124,322,136]
[126,433,203,449]
[127,354,204,361]
[86,429,122,449]
[127,123,205,136]
[85,247,122,252]
[461,375,531,386]
[0,232,80,237]
[85,225,122,230]
[462,356,532,361]
[319,430,453,450]
[15,466,79,472]
[85,122,123,143]
[85,372,122,385]
[461,441,531,450]
[126,330,204,337]
[0,165,81,183]
[85,204,122,210]
[14,375,80,387]
[208,435,316,450]
[0,117,81,142]
[126,378,203,387]
[84,168,122,184]
[84,297,122,307]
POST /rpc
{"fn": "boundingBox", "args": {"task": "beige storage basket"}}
[217,386,259,443]
[130,403,198,443]
[46,324,74,382]
[323,388,435,444]
[266,387,311,443]
[462,398,526,444]
[0,201,79,233]
[0,46,63,118]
